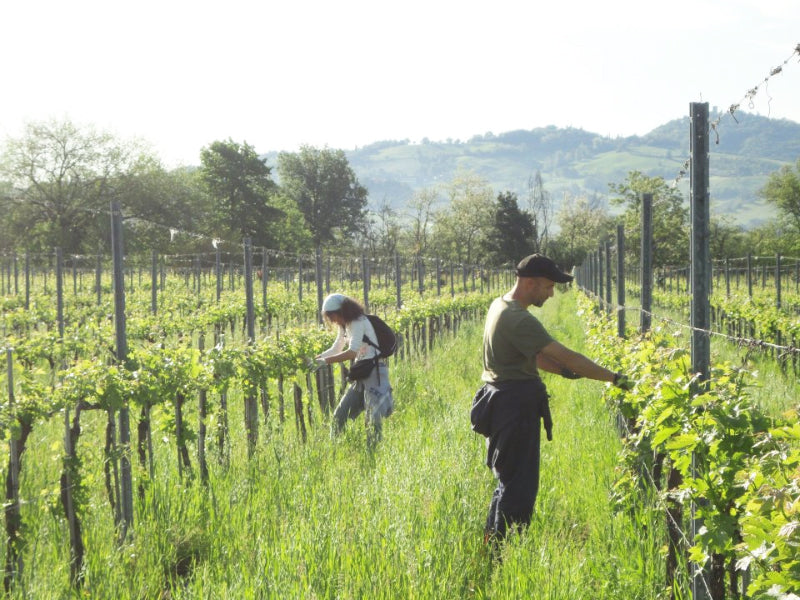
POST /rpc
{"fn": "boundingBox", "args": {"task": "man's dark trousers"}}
[483,381,547,540]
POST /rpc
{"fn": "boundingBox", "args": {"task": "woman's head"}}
[322,293,364,325]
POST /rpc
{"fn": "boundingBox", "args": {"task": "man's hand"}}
[613,372,635,391]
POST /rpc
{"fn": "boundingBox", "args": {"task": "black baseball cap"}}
[515,254,573,283]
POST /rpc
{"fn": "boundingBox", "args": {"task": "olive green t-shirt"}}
[481,295,555,383]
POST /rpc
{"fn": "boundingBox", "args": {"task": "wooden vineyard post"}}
[395,252,402,310]
[449,263,455,298]
[436,258,442,297]
[95,251,102,306]
[640,193,653,334]
[215,245,222,303]
[725,258,730,298]
[596,246,603,306]
[294,383,307,443]
[776,254,784,368]
[616,225,625,338]
[12,252,18,295]
[595,251,601,298]
[214,244,229,464]
[362,254,370,313]
[198,334,209,485]
[604,241,612,314]
[277,375,286,424]
[315,246,323,326]
[243,238,258,458]
[416,256,423,296]
[58,248,85,587]
[262,248,269,332]
[297,255,303,304]
[325,255,331,295]
[111,202,135,541]
[24,253,30,310]
[4,349,22,592]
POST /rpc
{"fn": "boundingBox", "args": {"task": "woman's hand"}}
[308,356,327,370]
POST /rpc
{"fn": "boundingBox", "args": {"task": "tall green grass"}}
[6,291,664,599]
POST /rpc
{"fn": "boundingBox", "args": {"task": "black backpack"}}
[362,314,397,358]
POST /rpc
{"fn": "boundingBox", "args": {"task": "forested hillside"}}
[3,113,798,261]
[269,111,800,227]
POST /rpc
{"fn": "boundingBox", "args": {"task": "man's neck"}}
[506,283,529,309]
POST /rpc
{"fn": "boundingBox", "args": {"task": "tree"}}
[265,194,314,254]
[743,219,800,256]
[549,194,615,269]
[277,145,368,248]
[199,139,281,247]
[0,180,16,253]
[483,191,535,266]
[432,171,495,265]
[402,187,440,256]
[116,163,214,254]
[0,118,154,253]
[362,199,401,258]
[709,215,748,259]
[759,158,800,233]
[526,170,552,253]
[608,170,689,268]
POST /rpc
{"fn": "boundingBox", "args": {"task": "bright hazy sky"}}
[2,0,799,168]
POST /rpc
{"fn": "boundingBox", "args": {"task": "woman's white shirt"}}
[319,315,378,360]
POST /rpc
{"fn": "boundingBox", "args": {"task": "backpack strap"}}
[361,316,381,356]
[361,327,383,384]
[362,333,380,354]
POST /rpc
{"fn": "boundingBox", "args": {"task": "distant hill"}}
[264,112,800,228]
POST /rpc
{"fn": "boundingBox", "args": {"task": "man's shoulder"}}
[493,297,535,320]
[490,295,523,313]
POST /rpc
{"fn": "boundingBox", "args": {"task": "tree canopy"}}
[609,170,689,268]
[432,171,495,265]
[403,187,440,257]
[525,170,552,254]
[0,119,154,253]
[277,146,368,248]
[759,158,800,234]
[549,194,615,269]
[482,191,535,266]
[199,139,281,247]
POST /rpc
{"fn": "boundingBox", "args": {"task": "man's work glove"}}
[613,372,635,391]
[560,368,582,379]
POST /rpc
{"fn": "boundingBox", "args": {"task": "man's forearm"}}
[564,352,615,382]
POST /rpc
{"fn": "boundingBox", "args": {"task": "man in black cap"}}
[472,253,632,550]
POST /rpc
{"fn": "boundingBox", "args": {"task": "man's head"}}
[515,254,573,283]
[513,254,573,307]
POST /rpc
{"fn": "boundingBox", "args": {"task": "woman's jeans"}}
[332,363,393,444]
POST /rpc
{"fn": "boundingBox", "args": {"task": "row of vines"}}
[584,291,799,599]
[622,278,800,374]
[0,252,495,593]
